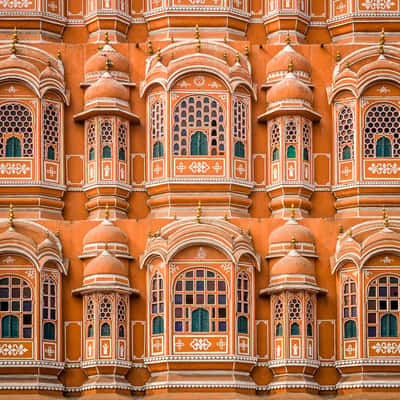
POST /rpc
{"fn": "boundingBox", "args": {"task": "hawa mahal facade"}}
[0,0,400,399]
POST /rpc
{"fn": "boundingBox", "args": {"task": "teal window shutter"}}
[118,148,126,161]
[275,323,283,337]
[192,308,209,332]
[342,145,351,160]
[190,131,208,156]
[100,322,111,336]
[381,314,397,337]
[87,324,94,338]
[290,322,300,335]
[234,141,245,158]
[89,147,95,161]
[119,325,125,338]
[307,323,313,337]
[287,145,296,159]
[43,322,55,340]
[272,148,279,161]
[237,316,248,334]
[344,320,357,338]
[152,316,164,334]
[376,137,392,157]
[2,315,19,338]
[47,146,55,160]
[153,141,164,158]
[303,148,309,161]
[5,137,21,157]
[102,145,112,159]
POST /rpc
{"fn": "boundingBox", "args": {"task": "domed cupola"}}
[74,40,138,219]
[82,212,130,258]
[266,43,311,86]
[268,210,316,258]
[85,37,130,84]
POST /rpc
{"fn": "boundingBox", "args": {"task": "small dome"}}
[85,44,129,75]
[266,45,311,78]
[362,226,400,249]
[38,236,58,252]
[270,218,315,246]
[83,218,128,247]
[84,250,127,277]
[267,72,313,104]
[271,249,315,277]
[0,54,40,77]
[0,226,36,248]
[358,55,400,77]
[84,72,129,103]
[40,65,61,81]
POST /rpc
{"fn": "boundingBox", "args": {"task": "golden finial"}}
[339,224,344,234]
[383,207,389,227]
[224,213,228,221]
[105,57,113,71]
[195,24,200,40]
[104,204,110,220]
[196,200,202,223]
[223,51,227,63]
[47,60,52,68]
[224,36,227,44]
[148,229,153,238]
[285,32,291,45]
[148,40,154,56]
[379,27,385,55]
[244,45,249,57]
[235,52,240,64]
[196,39,201,53]
[348,228,353,238]
[56,227,60,238]
[11,43,16,55]
[8,203,14,228]
[57,49,62,60]
[288,59,294,73]
[336,50,341,63]
[290,203,295,219]
[291,236,297,249]
[104,32,109,44]
[12,27,18,44]
[157,48,161,62]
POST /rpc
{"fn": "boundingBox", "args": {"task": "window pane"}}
[368,326,376,337]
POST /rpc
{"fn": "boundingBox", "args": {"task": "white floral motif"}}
[0,163,30,175]
[190,338,212,351]
[189,161,210,174]
[361,0,395,9]
[368,163,399,175]
[2,256,15,264]
[372,342,400,354]
[0,344,28,356]
[0,0,32,6]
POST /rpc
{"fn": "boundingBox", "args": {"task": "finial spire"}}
[288,59,294,73]
[196,200,202,223]
[379,27,385,55]
[195,24,200,40]
[291,236,297,250]
[196,39,201,53]
[57,49,62,60]
[11,43,16,55]
[336,50,341,63]
[290,203,295,219]
[105,57,113,71]
[157,48,161,62]
[8,203,14,228]
[285,32,291,45]
[235,52,240,64]
[339,224,344,234]
[244,45,249,57]
[104,204,110,220]
[383,207,389,228]
[12,27,18,44]
[148,40,154,56]
[104,32,109,44]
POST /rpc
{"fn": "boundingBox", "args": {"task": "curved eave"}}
[73,107,140,123]
[258,105,321,122]
[72,285,139,296]
[260,283,327,296]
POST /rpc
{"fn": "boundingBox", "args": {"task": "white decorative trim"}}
[144,355,257,364]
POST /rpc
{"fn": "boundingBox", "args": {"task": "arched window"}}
[118,325,125,338]
[151,272,164,335]
[307,323,312,337]
[152,315,164,335]
[287,145,296,159]
[0,276,32,339]
[118,148,125,161]
[2,315,19,338]
[42,277,56,339]
[272,148,279,161]
[344,320,356,338]
[238,316,248,334]
[376,137,392,157]
[381,314,397,337]
[174,268,228,333]
[342,145,351,160]
[275,322,283,337]
[338,105,354,160]
[100,322,111,337]
[367,276,400,338]
[364,103,400,158]
[153,141,164,158]
[190,131,208,155]
[192,308,209,332]
[303,148,309,161]
[89,147,95,161]
[234,141,245,158]
[290,322,300,335]
[173,95,225,156]
[87,324,94,338]
[5,137,21,157]
[102,145,112,159]
[302,122,311,162]
[150,100,165,141]
[47,146,55,160]
[0,103,33,157]
[43,322,55,340]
